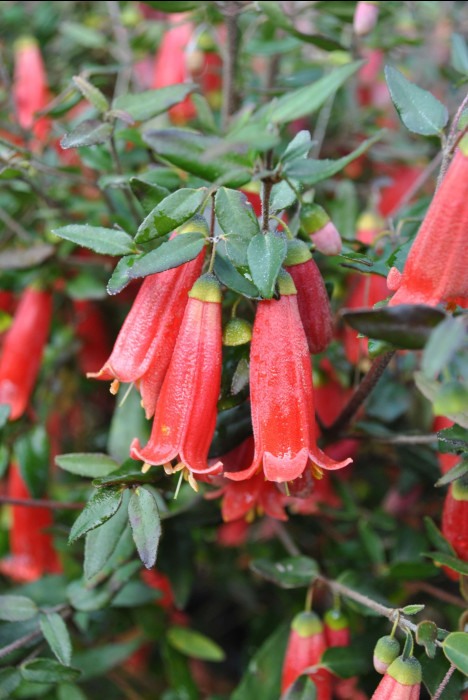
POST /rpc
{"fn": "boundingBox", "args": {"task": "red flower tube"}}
[281,611,332,698]
[89,240,205,417]
[0,287,52,421]
[73,300,111,376]
[388,140,468,307]
[130,274,223,478]
[0,463,61,583]
[225,271,352,484]
[13,37,51,144]
[441,479,468,579]
[370,655,421,700]
[284,240,334,354]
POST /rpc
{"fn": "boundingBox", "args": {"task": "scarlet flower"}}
[73,300,111,376]
[0,463,61,583]
[441,479,468,580]
[225,271,352,484]
[13,37,51,144]
[130,274,223,481]
[207,438,288,522]
[388,141,468,307]
[89,245,205,418]
[281,611,332,698]
[284,240,333,354]
[370,655,421,700]
[0,287,52,421]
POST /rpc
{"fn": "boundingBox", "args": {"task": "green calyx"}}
[189,274,222,303]
[459,134,468,158]
[222,318,252,346]
[324,608,349,631]
[300,203,330,234]
[387,655,422,686]
[291,611,323,638]
[452,477,468,502]
[177,214,210,237]
[374,635,401,664]
[284,239,313,267]
[277,269,297,296]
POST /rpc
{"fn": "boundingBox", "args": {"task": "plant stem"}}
[322,352,395,438]
[437,90,468,187]
[0,496,84,510]
[107,0,134,97]
[433,663,456,700]
[221,2,241,130]
[261,150,275,233]
[0,628,43,661]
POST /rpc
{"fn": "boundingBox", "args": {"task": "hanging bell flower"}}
[281,611,332,698]
[370,655,422,700]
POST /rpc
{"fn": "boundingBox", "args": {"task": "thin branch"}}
[221,2,242,130]
[341,433,438,445]
[311,93,335,159]
[261,150,275,233]
[0,628,43,661]
[107,0,134,97]
[322,352,395,439]
[437,90,468,186]
[271,520,301,556]
[393,151,442,215]
[0,496,84,510]
[405,581,467,609]
[433,664,456,700]
[0,207,33,242]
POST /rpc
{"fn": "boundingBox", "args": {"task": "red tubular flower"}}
[13,37,51,145]
[324,609,350,648]
[370,655,421,700]
[89,242,205,418]
[0,463,61,583]
[281,611,332,698]
[284,240,333,354]
[152,15,196,124]
[388,141,468,307]
[0,287,52,421]
[130,274,223,479]
[73,300,111,376]
[225,271,352,484]
[441,479,468,580]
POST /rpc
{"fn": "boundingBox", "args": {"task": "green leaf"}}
[128,487,161,569]
[0,668,21,699]
[142,0,202,11]
[384,66,448,135]
[129,177,170,215]
[60,119,113,148]
[280,130,313,165]
[434,382,468,417]
[321,645,370,678]
[66,271,107,300]
[126,232,206,280]
[92,462,157,487]
[231,623,288,700]
[424,517,455,556]
[73,638,142,681]
[15,427,49,499]
[358,520,385,566]
[57,683,87,700]
[107,254,142,295]
[215,188,260,239]
[401,604,425,615]
[84,490,130,580]
[68,486,123,544]
[161,643,200,700]
[258,0,343,51]
[424,551,468,575]
[435,459,468,487]
[267,61,363,124]
[415,373,468,428]
[341,304,446,350]
[452,33,468,75]
[247,232,286,299]
[213,254,260,298]
[66,579,112,612]
[250,556,319,588]
[20,659,80,684]
[0,404,11,428]
[422,316,467,379]
[167,626,225,662]
[62,21,107,48]
[52,225,135,256]
[0,595,37,622]
[113,84,197,121]
[108,385,150,464]
[55,453,120,479]
[443,632,468,675]
[111,580,162,607]
[143,129,251,187]
[283,132,383,183]
[39,613,72,666]
[282,676,318,700]
[72,76,109,113]
[270,179,300,212]
[437,425,468,455]
[416,620,438,658]
[135,188,206,243]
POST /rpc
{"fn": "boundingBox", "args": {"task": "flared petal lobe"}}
[130,275,223,475]
[388,145,468,307]
[0,287,52,421]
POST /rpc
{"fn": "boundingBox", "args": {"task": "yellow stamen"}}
[310,462,324,480]
[141,463,152,474]
[187,471,199,493]
[110,379,120,395]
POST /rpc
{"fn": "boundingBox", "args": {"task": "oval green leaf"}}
[20,658,80,684]
[385,66,448,136]
[68,486,123,544]
[443,632,468,675]
[250,556,319,588]
[127,231,205,280]
[39,613,72,666]
[60,119,113,148]
[247,232,287,299]
[55,453,120,479]
[167,626,225,662]
[135,188,206,244]
[128,487,161,569]
[52,225,135,256]
[0,595,38,622]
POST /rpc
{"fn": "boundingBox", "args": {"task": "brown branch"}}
[221,2,242,130]
[322,352,395,439]
[0,496,84,510]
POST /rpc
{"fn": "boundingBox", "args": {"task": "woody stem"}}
[261,150,275,233]
[221,2,241,130]
[321,351,395,439]
[0,495,84,510]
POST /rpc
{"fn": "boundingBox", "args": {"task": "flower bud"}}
[354,1,379,36]
[300,204,342,256]
[222,318,252,346]
[324,608,350,648]
[373,635,400,674]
